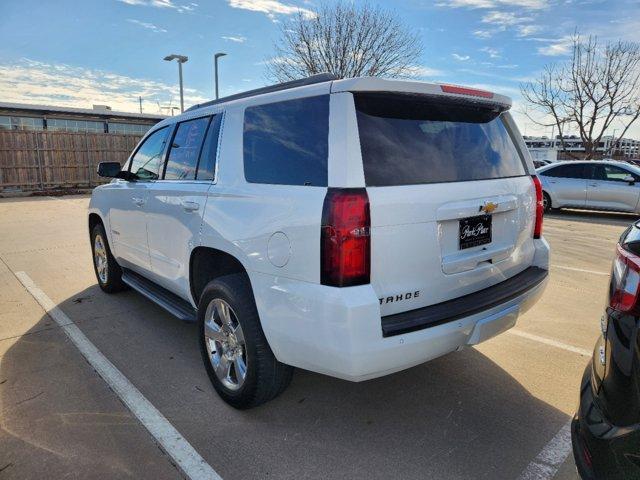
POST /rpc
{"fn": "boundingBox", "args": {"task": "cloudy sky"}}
[0,0,638,136]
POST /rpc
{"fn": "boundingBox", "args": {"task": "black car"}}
[572,222,640,479]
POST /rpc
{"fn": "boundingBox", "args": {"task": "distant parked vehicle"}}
[537,160,640,213]
[572,221,640,479]
[533,159,552,169]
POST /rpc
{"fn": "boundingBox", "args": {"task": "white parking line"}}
[552,264,609,276]
[508,329,592,357]
[14,271,222,480]
[517,421,573,480]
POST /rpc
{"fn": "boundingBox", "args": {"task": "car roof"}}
[152,75,513,132]
[537,160,640,173]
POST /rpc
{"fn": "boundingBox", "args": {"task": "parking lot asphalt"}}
[0,195,634,480]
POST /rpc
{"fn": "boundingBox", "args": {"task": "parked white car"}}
[538,160,640,213]
[88,75,549,408]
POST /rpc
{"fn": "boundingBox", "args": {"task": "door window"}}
[542,164,586,179]
[591,165,637,182]
[129,127,170,180]
[196,114,223,181]
[164,117,210,180]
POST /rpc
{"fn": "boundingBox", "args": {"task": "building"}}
[0,103,166,193]
[523,134,640,161]
[0,102,165,135]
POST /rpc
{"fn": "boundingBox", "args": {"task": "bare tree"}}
[266,2,423,82]
[521,35,640,159]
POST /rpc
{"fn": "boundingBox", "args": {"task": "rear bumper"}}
[251,264,548,381]
[382,266,548,337]
[571,366,598,480]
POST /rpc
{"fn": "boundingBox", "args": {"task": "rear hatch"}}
[353,92,536,316]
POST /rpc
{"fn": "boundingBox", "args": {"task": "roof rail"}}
[185,73,339,112]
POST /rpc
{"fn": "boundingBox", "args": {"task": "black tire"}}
[198,273,293,409]
[543,192,554,213]
[90,223,128,293]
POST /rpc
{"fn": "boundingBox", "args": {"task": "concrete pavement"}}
[0,195,632,479]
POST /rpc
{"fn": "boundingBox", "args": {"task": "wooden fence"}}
[0,130,142,192]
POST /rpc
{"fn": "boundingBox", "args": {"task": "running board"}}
[121,269,197,322]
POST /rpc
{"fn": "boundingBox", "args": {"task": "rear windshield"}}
[354,93,526,187]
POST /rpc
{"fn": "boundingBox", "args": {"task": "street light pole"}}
[163,54,189,113]
[178,61,184,112]
[214,52,227,100]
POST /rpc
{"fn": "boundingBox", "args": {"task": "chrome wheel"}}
[204,298,247,391]
[94,234,108,284]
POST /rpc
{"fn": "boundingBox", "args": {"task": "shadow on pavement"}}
[1,285,575,480]
[0,286,182,479]
[547,208,638,227]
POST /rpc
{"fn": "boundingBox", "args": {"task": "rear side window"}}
[543,164,586,179]
[129,126,170,180]
[243,95,329,186]
[354,93,526,187]
[164,117,210,180]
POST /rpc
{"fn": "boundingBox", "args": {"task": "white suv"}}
[89,74,549,408]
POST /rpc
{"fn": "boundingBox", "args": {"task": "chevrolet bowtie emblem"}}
[479,202,498,214]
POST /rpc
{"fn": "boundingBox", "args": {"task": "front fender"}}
[88,186,114,248]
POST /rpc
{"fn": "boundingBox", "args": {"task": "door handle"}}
[132,197,145,207]
[182,200,200,212]
[589,183,598,187]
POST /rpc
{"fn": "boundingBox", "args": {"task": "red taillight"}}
[440,84,494,98]
[321,188,370,287]
[610,244,640,314]
[532,175,543,239]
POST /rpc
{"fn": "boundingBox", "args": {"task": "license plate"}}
[459,215,492,250]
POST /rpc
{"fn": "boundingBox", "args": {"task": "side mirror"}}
[97,161,122,178]
[623,174,636,185]
[115,170,138,181]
